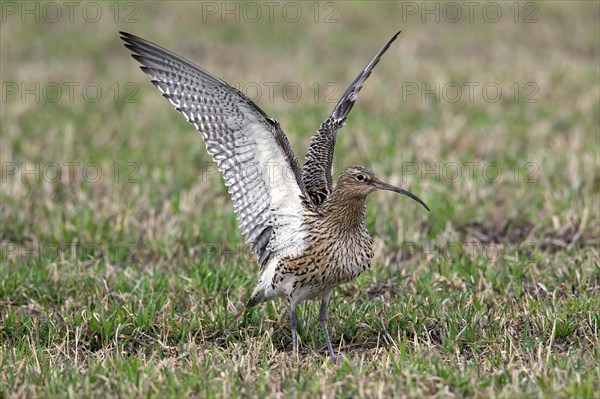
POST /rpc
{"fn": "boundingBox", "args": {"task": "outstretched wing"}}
[120,32,308,266]
[302,31,401,206]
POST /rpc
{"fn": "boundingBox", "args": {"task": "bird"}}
[120,30,429,362]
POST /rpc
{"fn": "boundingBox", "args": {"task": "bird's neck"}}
[322,195,367,232]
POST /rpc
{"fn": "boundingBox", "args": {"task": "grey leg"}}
[319,290,337,363]
[289,303,298,356]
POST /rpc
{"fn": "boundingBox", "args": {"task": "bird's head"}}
[337,165,430,211]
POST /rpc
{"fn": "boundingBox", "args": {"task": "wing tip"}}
[119,30,141,45]
[329,30,401,123]
[120,31,150,58]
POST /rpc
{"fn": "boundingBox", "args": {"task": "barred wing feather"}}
[302,31,401,206]
[120,32,308,265]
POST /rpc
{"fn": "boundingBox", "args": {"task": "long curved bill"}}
[373,179,430,212]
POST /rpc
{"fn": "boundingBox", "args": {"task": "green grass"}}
[1,1,599,398]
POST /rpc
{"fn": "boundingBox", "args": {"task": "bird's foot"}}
[329,353,339,365]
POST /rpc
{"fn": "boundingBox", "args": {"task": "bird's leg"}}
[319,290,337,363]
[289,303,298,357]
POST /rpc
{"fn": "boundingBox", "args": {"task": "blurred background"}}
[2,1,597,255]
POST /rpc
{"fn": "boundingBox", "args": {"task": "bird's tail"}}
[233,291,266,320]
[246,290,267,309]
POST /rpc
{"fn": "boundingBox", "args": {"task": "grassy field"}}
[1,1,599,397]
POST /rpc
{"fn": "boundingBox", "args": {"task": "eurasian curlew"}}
[121,30,429,362]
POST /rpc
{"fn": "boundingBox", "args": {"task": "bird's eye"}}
[355,174,365,181]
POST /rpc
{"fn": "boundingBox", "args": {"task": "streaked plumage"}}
[121,31,429,361]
